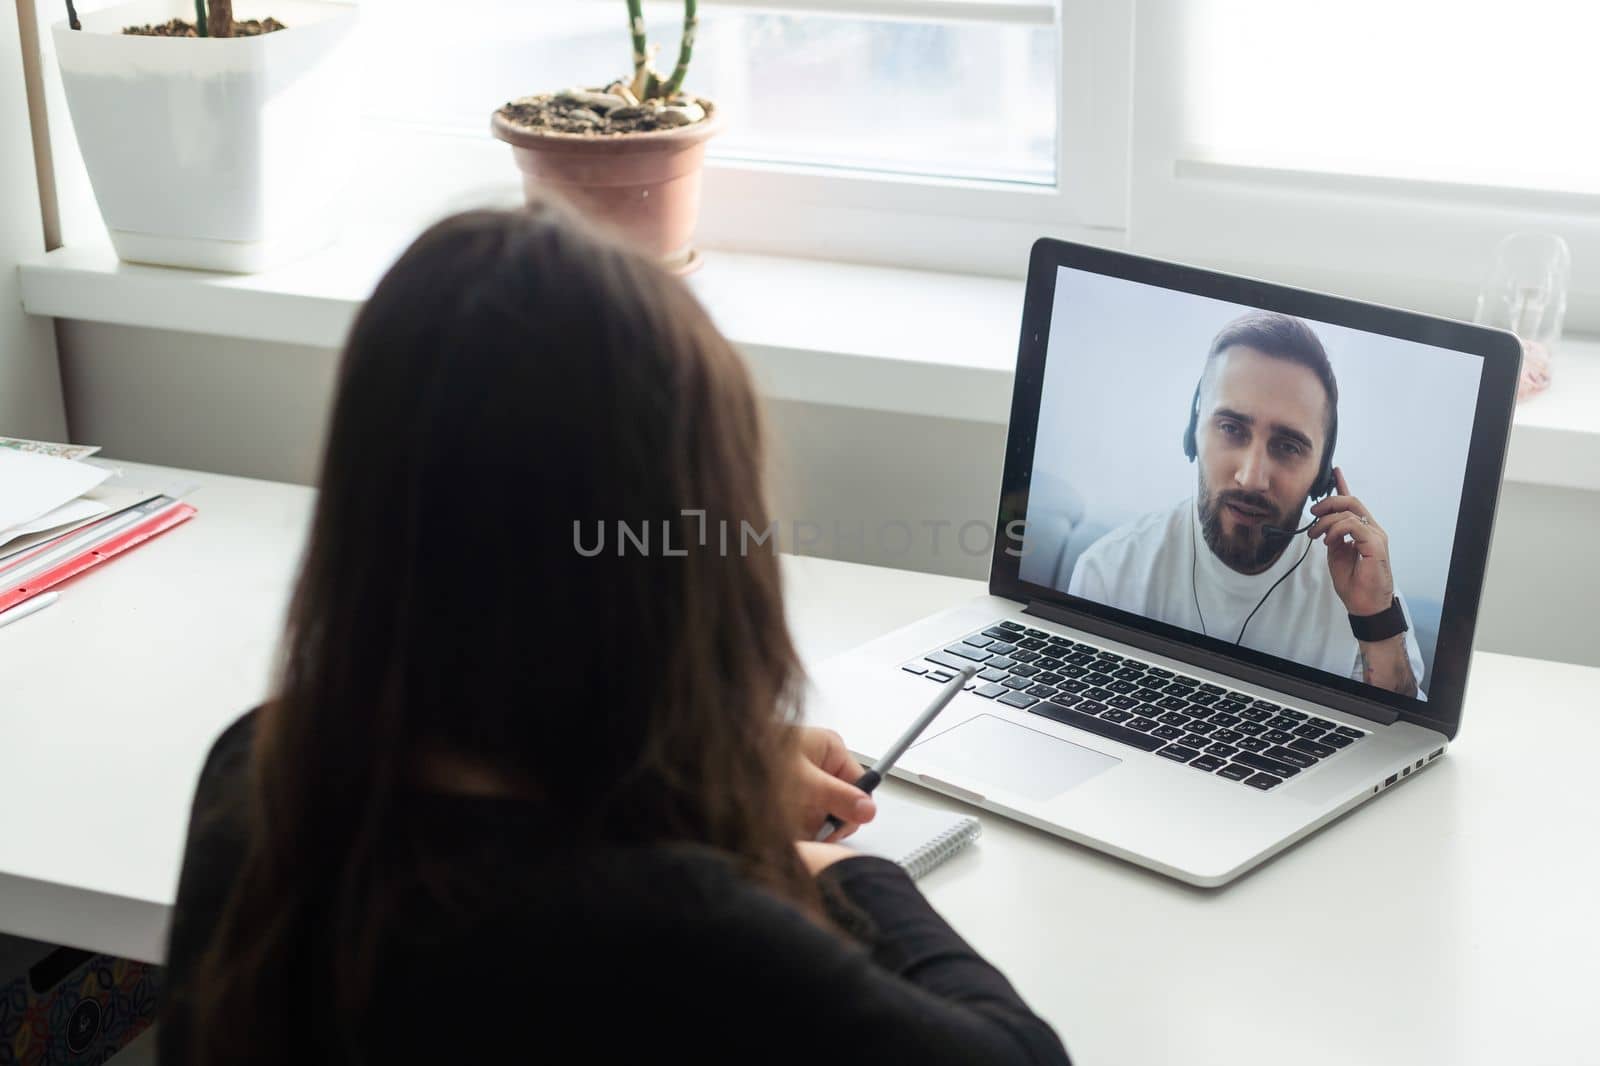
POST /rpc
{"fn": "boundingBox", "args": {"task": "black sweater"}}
[160,713,1070,1065]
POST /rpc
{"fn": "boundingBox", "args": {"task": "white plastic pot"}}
[54,0,358,272]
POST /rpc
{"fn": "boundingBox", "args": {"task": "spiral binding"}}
[900,818,982,880]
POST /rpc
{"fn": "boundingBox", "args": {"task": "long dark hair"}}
[182,205,812,1065]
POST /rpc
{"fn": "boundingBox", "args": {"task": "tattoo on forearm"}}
[1359,643,1419,698]
[1394,654,1418,698]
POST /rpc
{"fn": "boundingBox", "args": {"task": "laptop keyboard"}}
[902,619,1368,792]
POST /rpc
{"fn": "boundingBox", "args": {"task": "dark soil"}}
[123,17,286,36]
[499,88,712,137]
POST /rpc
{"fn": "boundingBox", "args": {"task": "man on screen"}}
[1067,311,1425,697]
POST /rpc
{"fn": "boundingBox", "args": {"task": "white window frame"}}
[684,0,1133,276]
[1127,0,1600,333]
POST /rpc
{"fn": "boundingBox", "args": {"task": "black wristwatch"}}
[1349,595,1409,642]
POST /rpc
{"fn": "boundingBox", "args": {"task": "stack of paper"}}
[0,438,199,616]
[0,439,112,552]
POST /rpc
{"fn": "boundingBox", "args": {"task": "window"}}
[38,0,1600,313]
[690,12,1056,186]
[357,0,1132,275]
[1130,0,1600,332]
[1180,1,1600,197]
[364,2,1056,186]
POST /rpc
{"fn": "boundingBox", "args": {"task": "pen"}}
[813,662,980,842]
[0,591,59,631]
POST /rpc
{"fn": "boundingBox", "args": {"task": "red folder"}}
[0,496,196,614]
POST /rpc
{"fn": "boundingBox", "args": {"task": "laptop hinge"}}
[1023,599,1402,727]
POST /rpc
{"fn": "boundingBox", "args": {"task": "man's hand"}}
[1306,468,1418,697]
[1306,467,1394,617]
[792,726,877,842]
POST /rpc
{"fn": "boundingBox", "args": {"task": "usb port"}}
[1385,773,1398,786]
[1428,748,1443,761]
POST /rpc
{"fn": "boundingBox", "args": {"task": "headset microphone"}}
[1262,519,1315,542]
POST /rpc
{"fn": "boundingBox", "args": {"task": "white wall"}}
[56,321,1600,672]
[1,3,66,440]
[58,321,336,483]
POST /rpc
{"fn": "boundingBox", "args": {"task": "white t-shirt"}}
[1066,496,1426,699]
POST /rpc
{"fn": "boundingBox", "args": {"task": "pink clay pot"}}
[491,102,722,275]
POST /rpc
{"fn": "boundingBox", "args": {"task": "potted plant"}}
[53,0,359,272]
[491,1,721,274]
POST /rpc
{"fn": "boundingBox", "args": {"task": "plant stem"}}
[194,0,208,36]
[207,0,233,37]
[626,0,650,98]
[660,0,697,99]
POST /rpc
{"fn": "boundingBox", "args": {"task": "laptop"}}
[806,238,1520,886]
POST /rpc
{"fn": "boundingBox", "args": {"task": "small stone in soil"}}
[605,81,641,106]
[556,90,627,114]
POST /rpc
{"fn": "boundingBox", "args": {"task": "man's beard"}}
[1196,472,1299,575]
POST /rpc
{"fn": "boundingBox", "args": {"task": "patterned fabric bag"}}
[0,947,160,1065]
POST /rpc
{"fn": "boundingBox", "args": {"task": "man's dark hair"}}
[1206,311,1339,437]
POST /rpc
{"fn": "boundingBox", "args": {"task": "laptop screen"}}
[996,244,1519,731]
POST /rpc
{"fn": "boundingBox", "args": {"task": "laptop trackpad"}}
[910,714,1120,802]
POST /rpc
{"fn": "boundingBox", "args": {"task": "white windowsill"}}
[18,227,1026,426]
[17,231,1600,493]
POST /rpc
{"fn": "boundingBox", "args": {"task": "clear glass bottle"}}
[1474,233,1570,402]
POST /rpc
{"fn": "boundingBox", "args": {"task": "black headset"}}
[1182,379,1339,530]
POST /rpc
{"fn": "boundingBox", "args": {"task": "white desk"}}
[2,463,1596,1065]
[0,462,312,961]
[785,556,1600,1066]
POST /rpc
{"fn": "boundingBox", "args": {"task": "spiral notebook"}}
[845,793,982,880]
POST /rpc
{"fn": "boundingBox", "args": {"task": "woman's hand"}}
[793,726,877,842]
[795,840,861,875]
